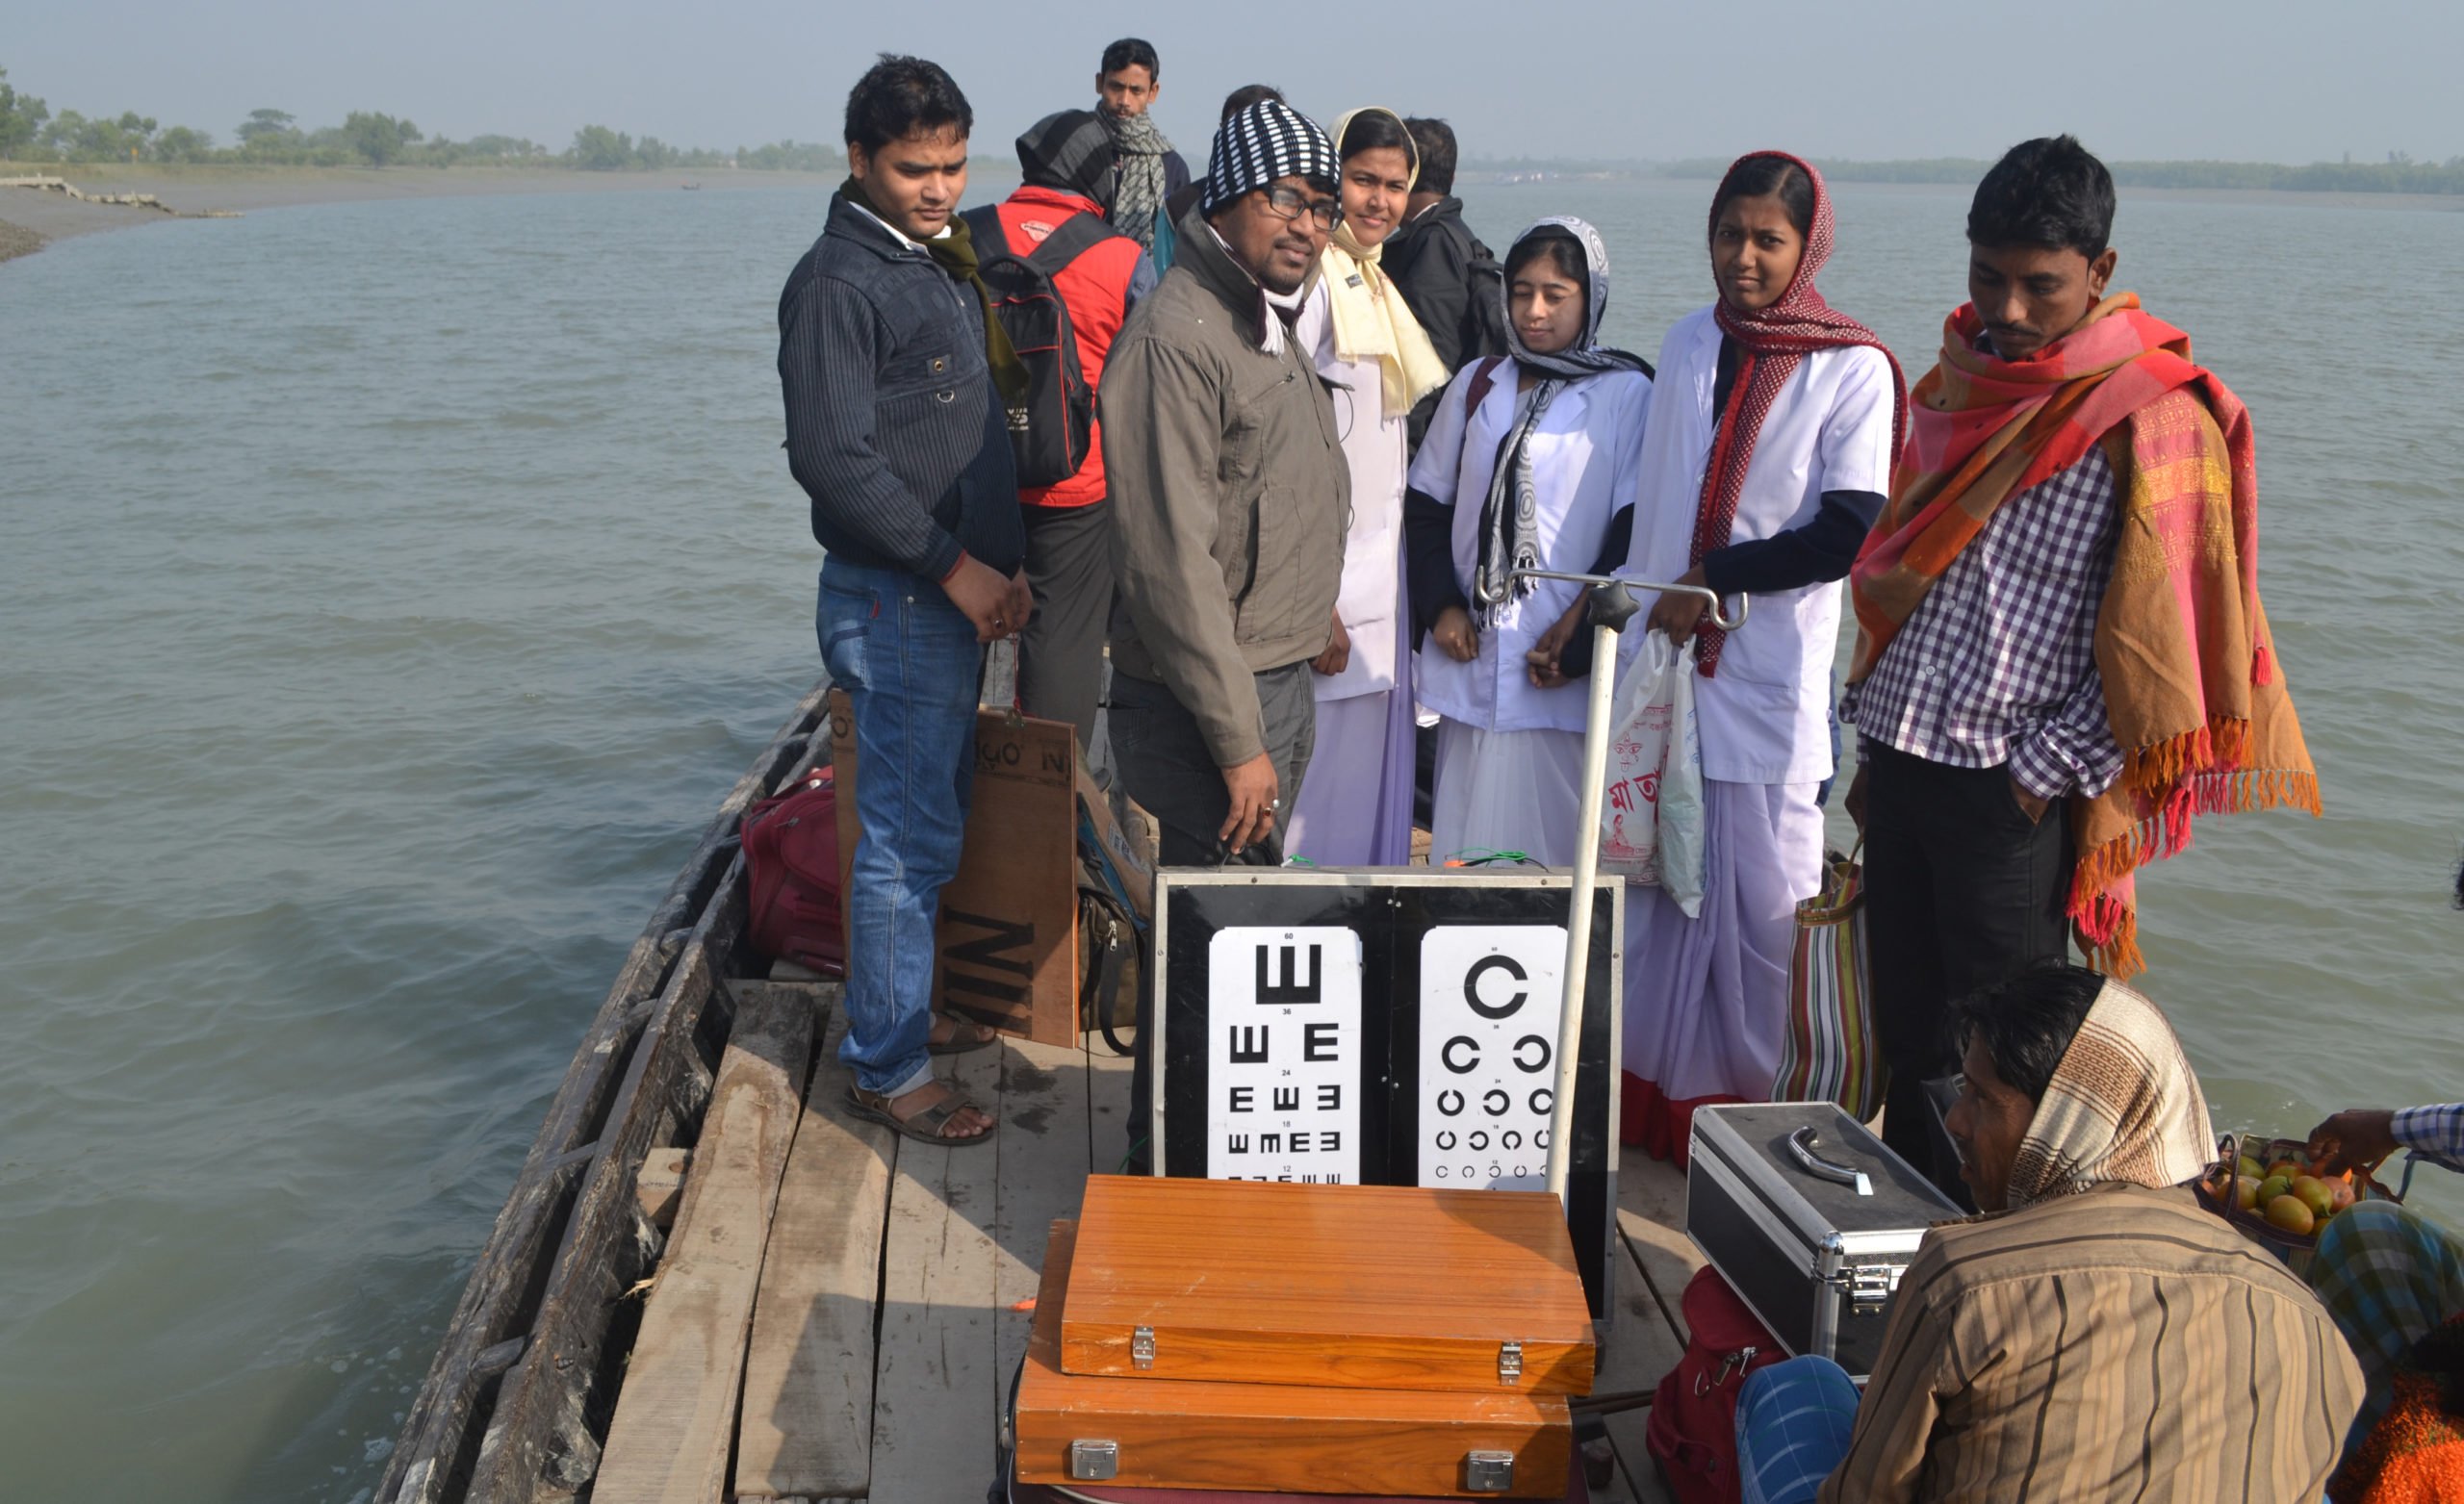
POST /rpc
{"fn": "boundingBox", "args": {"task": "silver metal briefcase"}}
[1685,1102,1963,1383]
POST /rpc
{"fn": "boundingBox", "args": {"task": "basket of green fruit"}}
[2195,1133,2401,1275]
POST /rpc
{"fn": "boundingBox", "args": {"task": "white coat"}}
[1621,306,1896,784]
[1294,280,1406,701]
[1411,359,1653,734]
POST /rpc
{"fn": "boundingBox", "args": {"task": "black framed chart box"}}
[1150,868,1626,1320]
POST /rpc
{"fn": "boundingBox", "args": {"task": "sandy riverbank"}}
[0,164,849,261]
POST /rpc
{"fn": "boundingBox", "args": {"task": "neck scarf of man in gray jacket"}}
[1100,104,1173,250]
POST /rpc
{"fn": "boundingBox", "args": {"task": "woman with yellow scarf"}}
[1283,107,1453,865]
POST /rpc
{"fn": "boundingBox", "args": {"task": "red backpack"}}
[741,766,844,975]
[1646,1266,1784,1504]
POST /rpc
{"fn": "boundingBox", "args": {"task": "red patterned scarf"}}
[1689,152,1907,674]
[1849,295,2319,974]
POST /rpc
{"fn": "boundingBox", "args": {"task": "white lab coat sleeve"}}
[1618,370,1655,515]
[1814,344,1898,497]
[1407,362,1481,507]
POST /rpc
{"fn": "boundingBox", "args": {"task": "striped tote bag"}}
[1770,847,1886,1121]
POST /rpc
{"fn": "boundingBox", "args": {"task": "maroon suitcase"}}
[740,765,844,975]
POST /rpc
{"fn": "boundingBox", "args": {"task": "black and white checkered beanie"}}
[1200,100,1338,217]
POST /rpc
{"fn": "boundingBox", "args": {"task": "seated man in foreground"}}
[1733,964,2360,1504]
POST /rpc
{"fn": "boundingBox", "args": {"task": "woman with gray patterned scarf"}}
[1402,217,1654,867]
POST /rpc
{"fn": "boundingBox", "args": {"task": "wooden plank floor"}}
[736,1010,897,1499]
[690,1021,1693,1504]
[601,981,817,1504]
[1601,1151,1702,1504]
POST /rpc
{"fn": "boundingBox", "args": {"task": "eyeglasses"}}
[1259,184,1342,232]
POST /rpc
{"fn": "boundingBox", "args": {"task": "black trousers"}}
[1016,498,1114,756]
[1110,662,1318,1172]
[1863,741,2074,1201]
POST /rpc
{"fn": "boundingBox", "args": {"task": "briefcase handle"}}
[1786,1127,1873,1197]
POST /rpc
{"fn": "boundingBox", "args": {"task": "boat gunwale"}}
[381,678,833,1504]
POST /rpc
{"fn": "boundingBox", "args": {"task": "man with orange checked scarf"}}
[1841,136,2319,1201]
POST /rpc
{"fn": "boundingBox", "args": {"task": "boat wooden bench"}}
[378,677,1707,1504]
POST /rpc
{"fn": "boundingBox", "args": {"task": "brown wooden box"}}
[1062,1178,1596,1395]
[1018,1220,1573,1498]
[829,689,1080,1044]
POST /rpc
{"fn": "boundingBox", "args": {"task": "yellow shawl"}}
[1322,107,1450,420]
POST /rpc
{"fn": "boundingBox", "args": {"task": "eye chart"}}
[1204,926,1363,1184]
[1417,926,1567,1192]
[1152,869,1622,1320]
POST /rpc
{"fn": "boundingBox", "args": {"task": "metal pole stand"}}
[1544,580,1639,1206]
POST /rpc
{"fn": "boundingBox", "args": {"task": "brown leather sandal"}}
[928,1013,1001,1056]
[844,1083,996,1146]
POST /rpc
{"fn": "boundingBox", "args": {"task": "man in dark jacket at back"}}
[1380,117,1502,450]
[1091,37,1189,256]
[777,54,1028,1146]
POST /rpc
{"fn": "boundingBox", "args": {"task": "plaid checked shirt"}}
[1843,443,2125,800]
[2393,1104,2464,1173]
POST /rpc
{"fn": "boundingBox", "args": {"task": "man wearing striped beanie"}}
[1101,99,1350,1165]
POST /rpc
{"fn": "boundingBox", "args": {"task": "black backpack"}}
[1462,229,1512,361]
[960,204,1116,488]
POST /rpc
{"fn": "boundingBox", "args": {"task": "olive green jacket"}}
[1101,207,1348,767]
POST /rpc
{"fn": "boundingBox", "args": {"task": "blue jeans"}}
[816,557,981,1099]
[1735,1356,1861,1504]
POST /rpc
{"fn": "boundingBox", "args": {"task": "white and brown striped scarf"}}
[2005,979,2217,1210]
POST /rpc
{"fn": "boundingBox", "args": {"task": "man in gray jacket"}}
[1101,99,1349,867]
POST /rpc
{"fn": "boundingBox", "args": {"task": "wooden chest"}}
[1017,1220,1574,1498]
[1062,1177,1596,1394]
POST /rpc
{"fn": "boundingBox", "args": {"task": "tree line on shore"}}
[0,67,842,173]
[1658,153,2464,195]
[6,64,2451,194]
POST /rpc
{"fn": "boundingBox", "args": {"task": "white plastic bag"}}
[1597,629,1707,916]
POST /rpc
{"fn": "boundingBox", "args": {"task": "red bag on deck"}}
[1646,1266,1784,1504]
[741,766,844,976]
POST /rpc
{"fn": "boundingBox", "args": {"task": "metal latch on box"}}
[1465,1450,1516,1491]
[1131,1326,1155,1370]
[1847,1263,1907,1311]
[1068,1440,1119,1481]
[1497,1340,1523,1385]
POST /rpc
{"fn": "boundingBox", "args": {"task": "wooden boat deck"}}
[379,683,1711,1504]
[610,1002,1706,1503]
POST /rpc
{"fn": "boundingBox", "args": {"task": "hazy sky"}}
[10,0,2459,166]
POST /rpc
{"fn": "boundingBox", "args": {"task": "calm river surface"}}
[3,177,2459,1501]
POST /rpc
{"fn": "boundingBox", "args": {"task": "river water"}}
[3,177,2459,1501]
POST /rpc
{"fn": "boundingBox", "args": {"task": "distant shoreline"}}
[0,164,847,262]
[0,162,1049,264]
[1793,179,2464,214]
[1471,155,2464,195]
[9,157,2456,269]
[1460,171,2464,215]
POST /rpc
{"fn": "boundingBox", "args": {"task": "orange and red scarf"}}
[1848,293,2319,975]
[1690,153,1906,674]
